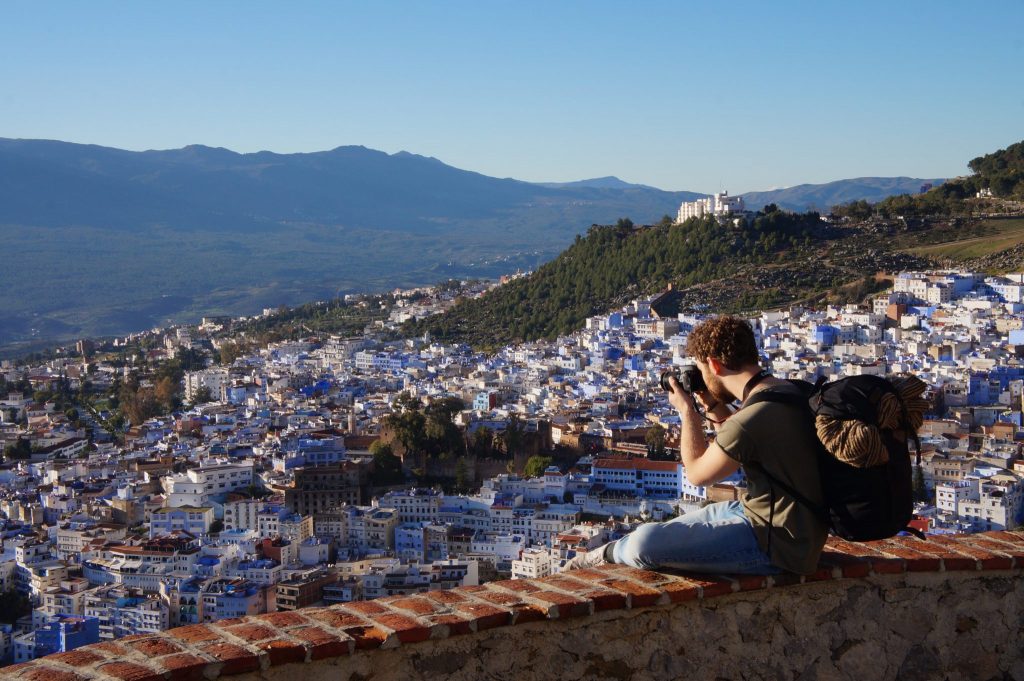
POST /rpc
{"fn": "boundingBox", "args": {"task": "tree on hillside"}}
[370,441,404,486]
[154,376,180,413]
[3,438,32,461]
[500,414,525,459]
[524,455,553,478]
[190,386,213,405]
[645,424,669,460]
[470,426,495,458]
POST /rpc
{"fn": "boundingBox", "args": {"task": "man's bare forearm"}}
[678,408,708,468]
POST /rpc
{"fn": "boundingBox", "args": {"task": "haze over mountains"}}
[0,138,943,350]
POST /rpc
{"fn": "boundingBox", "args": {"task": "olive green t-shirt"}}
[715,386,828,575]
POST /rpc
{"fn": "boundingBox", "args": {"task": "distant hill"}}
[0,138,948,349]
[739,177,946,213]
[538,176,666,191]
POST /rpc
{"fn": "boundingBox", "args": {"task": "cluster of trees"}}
[830,199,875,221]
[969,141,1024,199]
[0,588,31,624]
[862,140,1024,218]
[405,210,826,347]
[112,347,205,426]
[2,437,32,461]
[229,296,393,345]
[383,393,467,461]
[874,182,977,218]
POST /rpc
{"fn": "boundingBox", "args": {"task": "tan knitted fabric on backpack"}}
[815,374,927,468]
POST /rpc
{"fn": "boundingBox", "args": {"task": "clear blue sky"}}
[2,1,1022,193]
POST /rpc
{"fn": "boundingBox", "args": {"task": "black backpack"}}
[745,374,922,542]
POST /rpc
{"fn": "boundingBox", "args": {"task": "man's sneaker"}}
[563,542,614,570]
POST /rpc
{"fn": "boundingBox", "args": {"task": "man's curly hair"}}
[685,316,759,370]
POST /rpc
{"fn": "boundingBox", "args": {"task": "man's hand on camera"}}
[667,376,695,416]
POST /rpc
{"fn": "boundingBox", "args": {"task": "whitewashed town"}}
[2,267,1024,664]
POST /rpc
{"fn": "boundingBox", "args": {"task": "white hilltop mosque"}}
[675,190,745,223]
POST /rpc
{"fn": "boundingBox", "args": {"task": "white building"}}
[184,368,230,402]
[511,547,553,580]
[676,191,745,223]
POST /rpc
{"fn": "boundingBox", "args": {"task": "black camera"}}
[659,365,706,393]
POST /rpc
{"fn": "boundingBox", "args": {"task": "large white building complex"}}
[676,191,746,223]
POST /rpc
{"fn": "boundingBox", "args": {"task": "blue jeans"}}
[611,500,780,574]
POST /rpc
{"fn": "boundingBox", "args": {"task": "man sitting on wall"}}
[567,315,828,575]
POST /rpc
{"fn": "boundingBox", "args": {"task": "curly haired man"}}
[566,315,827,575]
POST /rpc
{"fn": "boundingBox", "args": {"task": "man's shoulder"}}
[734,385,808,424]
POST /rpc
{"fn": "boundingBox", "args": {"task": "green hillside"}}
[402,210,931,348]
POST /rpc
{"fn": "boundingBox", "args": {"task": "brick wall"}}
[4,531,1023,681]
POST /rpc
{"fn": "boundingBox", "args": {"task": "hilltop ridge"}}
[0,138,955,348]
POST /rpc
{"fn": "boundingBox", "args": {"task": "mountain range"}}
[0,138,943,351]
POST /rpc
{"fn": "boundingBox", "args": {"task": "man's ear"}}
[706,357,725,375]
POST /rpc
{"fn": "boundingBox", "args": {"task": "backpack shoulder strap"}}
[743,378,816,410]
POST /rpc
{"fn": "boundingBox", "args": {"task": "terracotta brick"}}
[973,532,1024,567]
[927,535,1007,570]
[343,625,389,650]
[259,610,312,628]
[492,578,542,594]
[457,585,489,594]
[469,588,521,607]
[426,612,474,636]
[372,613,432,643]
[343,600,390,616]
[801,566,835,583]
[167,624,222,644]
[817,551,871,579]
[539,574,593,592]
[452,602,510,630]
[527,590,591,618]
[659,578,700,603]
[90,641,131,657]
[198,642,262,675]
[768,572,803,587]
[17,666,90,681]
[260,638,308,666]
[119,634,151,643]
[508,604,548,625]
[890,537,976,572]
[48,649,106,666]
[424,589,469,605]
[591,577,663,607]
[223,622,278,643]
[567,567,610,582]
[308,608,368,630]
[95,662,165,681]
[880,539,942,572]
[982,530,1024,546]
[736,574,770,590]
[126,636,184,657]
[686,576,734,599]
[156,654,210,681]
[867,555,907,574]
[467,590,551,624]
[575,588,629,612]
[836,540,905,574]
[282,625,350,660]
[1,662,33,676]
[825,537,886,559]
[955,534,1018,567]
[386,596,447,617]
[605,565,675,587]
